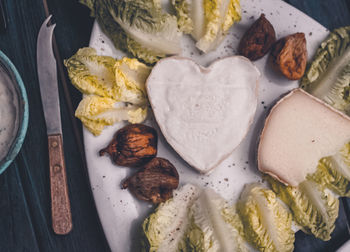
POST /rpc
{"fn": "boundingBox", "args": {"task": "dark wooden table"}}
[0,0,349,251]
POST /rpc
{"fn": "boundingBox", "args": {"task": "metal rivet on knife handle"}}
[48,134,72,235]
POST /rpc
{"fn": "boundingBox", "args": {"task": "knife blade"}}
[37,15,72,235]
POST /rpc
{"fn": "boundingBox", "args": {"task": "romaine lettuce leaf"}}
[171,0,194,34]
[80,0,181,64]
[171,0,241,53]
[142,184,201,252]
[196,0,241,53]
[64,47,117,98]
[222,0,241,34]
[65,48,150,135]
[75,95,147,135]
[142,185,248,252]
[126,38,165,65]
[187,188,248,251]
[237,183,294,252]
[267,177,339,241]
[309,142,350,197]
[114,57,150,105]
[301,26,350,115]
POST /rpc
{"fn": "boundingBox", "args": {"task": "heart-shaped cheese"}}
[146,57,260,173]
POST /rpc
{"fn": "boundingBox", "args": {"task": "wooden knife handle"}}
[48,134,73,235]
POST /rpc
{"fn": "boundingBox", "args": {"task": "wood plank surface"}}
[0,0,109,251]
[0,0,349,251]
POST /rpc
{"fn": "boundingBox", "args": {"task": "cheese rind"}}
[147,56,260,173]
[258,88,350,186]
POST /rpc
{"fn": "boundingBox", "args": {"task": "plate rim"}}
[84,0,340,250]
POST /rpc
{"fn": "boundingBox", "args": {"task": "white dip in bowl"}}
[0,66,20,161]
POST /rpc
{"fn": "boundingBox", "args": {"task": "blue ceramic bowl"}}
[0,50,28,174]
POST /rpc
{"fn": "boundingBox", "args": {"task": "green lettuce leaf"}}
[80,0,181,64]
[187,188,248,251]
[267,177,339,241]
[75,95,147,135]
[126,38,165,65]
[308,142,350,197]
[142,185,248,252]
[171,0,241,53]
[197,0,241,53]
[65,48,150,135]
[64,48,150,104]
[301,26,350,115]
[142,184,201,252]
[171,0,194,34]
[237,183,294,252]
[64,47,117,99]
[114,57,150,105]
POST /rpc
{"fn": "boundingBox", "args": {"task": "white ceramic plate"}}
[86,0,328,251]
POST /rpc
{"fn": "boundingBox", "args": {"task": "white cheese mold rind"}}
[146,56,260,174]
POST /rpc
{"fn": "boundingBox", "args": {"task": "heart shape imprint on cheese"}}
[146,56,260,173]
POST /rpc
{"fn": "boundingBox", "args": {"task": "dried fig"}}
[270,32,307,80]
[122,157,179,204]
[238,14,276,61]
[99,124,157,168]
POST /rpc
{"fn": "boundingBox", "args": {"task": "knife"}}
[37,15,72,235]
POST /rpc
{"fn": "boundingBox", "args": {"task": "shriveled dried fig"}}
[122,157,179,204]
[270,32,307,80]
[238,14,276,61]
[99,124,157,168]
